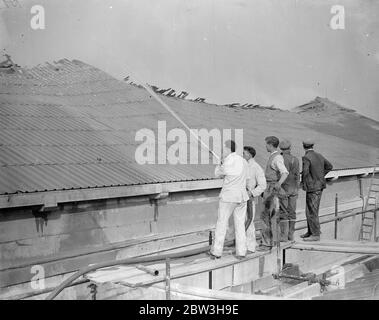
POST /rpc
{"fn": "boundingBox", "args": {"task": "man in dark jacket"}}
[257,136,289,251]
[301,139,333,241]
[279,139,300,241]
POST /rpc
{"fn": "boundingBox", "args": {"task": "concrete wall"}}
[0,189,220,298]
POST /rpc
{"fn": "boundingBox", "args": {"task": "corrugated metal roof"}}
[0,59,378,195]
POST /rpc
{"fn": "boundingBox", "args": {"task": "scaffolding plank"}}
[294,239,379,248]
[151,283,291,300]
[86,243,293,288]
[86,262,181,284]
[291,240,379,254]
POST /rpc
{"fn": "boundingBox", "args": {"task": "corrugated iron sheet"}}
[0,59,378,195]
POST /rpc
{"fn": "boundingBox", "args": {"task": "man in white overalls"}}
[243,146,267,252]
[210,140,249,259]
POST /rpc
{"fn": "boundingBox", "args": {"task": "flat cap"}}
[303,138,315,146]
[279,139,291,150]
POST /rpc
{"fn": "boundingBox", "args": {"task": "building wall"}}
[0,175,374,299]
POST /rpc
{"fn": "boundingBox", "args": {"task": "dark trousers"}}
[260,184,288,247]
[305,190,323,236]
[287,194,298,221]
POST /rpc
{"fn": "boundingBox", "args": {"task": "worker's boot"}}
[288,221,296,241]
[279,220,289,242]
[300,232,311,238]
[303,235,320,242]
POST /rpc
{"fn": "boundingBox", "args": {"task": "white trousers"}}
[211,200,247,257]
[226,198,257,252]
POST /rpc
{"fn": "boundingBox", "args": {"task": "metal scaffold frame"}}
[46,199,379,300]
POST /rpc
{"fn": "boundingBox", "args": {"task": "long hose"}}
[45,245,209,300]
[45,240,231,300]
[46,200,254,299]
[142,83,220,161]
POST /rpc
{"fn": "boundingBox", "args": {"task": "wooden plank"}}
[104,290,210,300]
[293,239,379,248]
[88,259,199,284]
[344,275,379,288]
[280,282,309,297]
[282,256,378,299]
[151,283,291,300]
[86,243,293,288]
[93,255,229,286]
[314,282,379,300]
[280,254,379,300]
[297,239,379,248]
[285,283,321,299]
[86,265,145,283]
[328,264,368,290]
[280,253,371,297]
[88,262,181,284]
[291,241,379,254]
[291,245,379,254]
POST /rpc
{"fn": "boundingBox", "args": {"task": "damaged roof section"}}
[0,58,378,195]
[0,59,215,195]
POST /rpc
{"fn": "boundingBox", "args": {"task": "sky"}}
[1,0,378,120]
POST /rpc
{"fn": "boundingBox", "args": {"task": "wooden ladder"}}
[359,166,379,241]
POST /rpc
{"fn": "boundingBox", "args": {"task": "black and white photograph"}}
[0,0,379,306]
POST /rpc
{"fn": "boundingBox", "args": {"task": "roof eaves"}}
[0,166,377,210]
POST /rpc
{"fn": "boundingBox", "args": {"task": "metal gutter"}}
[0,179,222,210]
[0,166,377,210]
